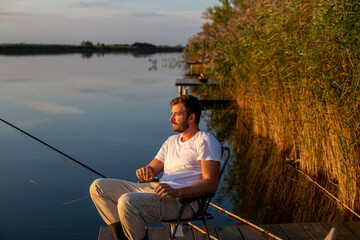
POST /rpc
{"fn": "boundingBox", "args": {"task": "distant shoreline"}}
[0,42,184,55]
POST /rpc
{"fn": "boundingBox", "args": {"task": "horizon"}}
[0,0,219,46]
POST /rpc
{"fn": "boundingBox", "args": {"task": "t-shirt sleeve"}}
[154,137,169,162]
[197,135,221,162]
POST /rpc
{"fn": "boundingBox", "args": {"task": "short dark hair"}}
[170,95,202,124]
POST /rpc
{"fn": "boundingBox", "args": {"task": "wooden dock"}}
[175,79,218,86]
[174,78,233,109]
[175,79,218,96]
[98,221,360,240]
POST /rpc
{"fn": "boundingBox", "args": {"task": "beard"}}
[172,121,189,133]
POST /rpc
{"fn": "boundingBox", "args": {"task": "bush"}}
[80,41,94,47]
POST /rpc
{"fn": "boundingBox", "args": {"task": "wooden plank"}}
[344,222,360,238]
[208,226,220,240]
[279,223,313,240]
[237,224,268,240]
[149,225,196,240]
[183,226,196,240]
[148,227,170,240]
[259,224,291,240]
[322,222,360,240]
[300,222,329,240]
[191,226,218,240]
[98,226,114,240]
[99,223,360,240]
[215,225,244,240]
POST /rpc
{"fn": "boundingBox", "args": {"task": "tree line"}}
[0,41,184,55]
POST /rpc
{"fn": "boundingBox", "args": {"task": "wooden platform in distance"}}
[98,221,360,240]
[175,79,218,86]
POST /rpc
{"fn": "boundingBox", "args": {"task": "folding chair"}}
[162,146,231,240]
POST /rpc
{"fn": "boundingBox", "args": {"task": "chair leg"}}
[170,204,186,240]
[166,224,174,240]
[201,215,211,240]
[170,223,180,240]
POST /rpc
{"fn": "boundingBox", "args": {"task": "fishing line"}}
[0,117,107,178]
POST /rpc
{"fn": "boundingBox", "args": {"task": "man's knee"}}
[117,193,141,215]
[89,178,107,197]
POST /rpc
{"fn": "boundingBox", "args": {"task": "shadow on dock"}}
[98,221,360,240]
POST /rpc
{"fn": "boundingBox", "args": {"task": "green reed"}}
[186,0,360,219]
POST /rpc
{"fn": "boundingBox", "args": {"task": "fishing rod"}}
[0,117,107,178]
[0,117,282,239]
[286,163,360,219]
[209,203,282,240]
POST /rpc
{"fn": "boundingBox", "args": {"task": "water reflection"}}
[80,52,174,59]
[203,103,358,224]
[0,52,188,240]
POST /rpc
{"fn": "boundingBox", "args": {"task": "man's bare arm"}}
[154,160,220,198]
[136,158,164,182]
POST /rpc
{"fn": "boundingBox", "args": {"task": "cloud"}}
[69,2,100,7]
[24,101,83,114]
[130,78,165,85]
[1,94,82,115]
[20,118,51,129]
[68,0,113,8]
[70,87,110,96]
[0,12,34,17]
[129,12,165,18]
[0,78,37,84]
[69,87,145,101]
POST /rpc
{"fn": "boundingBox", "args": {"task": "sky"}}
[0,0,219,46]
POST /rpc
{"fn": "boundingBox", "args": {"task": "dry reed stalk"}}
[185,0,360,221]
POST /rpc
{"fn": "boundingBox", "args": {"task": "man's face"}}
[170,103,190,133]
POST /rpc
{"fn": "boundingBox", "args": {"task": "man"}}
[90,95,221,240]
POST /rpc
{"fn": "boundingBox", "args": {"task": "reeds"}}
[186,0,360,221]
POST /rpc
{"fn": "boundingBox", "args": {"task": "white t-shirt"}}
[155,131,221,189]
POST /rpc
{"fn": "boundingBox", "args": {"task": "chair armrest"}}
[178,193,216,219]
[179,193,215,204]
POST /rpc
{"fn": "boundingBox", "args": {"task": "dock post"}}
[178,86,183,97]
[183,88,188,96]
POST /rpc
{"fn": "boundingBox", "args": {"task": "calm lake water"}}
[0,53,234,240]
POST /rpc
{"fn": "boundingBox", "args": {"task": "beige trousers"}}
[89,178,194,240]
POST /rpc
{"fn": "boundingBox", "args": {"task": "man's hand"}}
[154,161,220,199]
[136,166,154,182]
[154,183,179,198]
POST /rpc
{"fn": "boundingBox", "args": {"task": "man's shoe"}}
[141,229,149,240]
[108,222,128,240]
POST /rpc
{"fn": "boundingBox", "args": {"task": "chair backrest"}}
[194,146,231,217]
[219,146,231,181]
